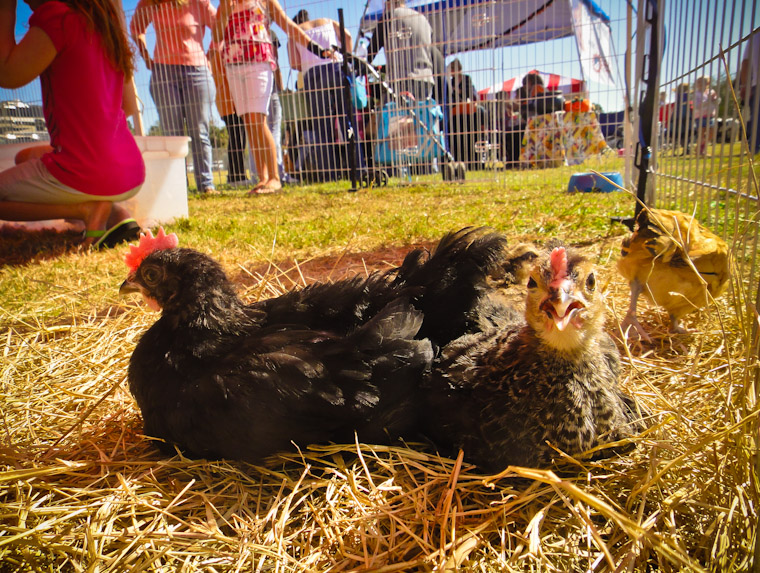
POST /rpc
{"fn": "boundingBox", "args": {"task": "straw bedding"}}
[0,239,756,572]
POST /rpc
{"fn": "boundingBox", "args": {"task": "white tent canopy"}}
[360,0,617,86]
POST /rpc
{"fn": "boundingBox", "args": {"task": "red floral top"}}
[222,1,275,70]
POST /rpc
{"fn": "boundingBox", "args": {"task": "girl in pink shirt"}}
[0,0,145,249]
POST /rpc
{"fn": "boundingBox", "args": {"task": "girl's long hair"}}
[65,0,135,78]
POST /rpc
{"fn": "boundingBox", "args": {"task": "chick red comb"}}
[549,246,568,288]
[124,227,179,272]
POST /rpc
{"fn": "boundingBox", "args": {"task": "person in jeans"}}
[692,75,719,157]
[131,0,218,194]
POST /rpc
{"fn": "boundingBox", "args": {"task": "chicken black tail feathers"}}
[352,298,434,362]
[345,298,434,445]
[393,227,508,346]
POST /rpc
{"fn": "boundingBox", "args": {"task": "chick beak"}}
[540,283,586,332]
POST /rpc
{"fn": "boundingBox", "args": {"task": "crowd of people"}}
[1,0,757,247]
[659,32,760,159]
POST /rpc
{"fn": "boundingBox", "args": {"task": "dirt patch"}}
[236,241,438,288]
[0,226,84,266]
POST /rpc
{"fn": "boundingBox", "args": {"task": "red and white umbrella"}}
[478,70,586,101]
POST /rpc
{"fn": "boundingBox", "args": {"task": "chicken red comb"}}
[124,227,179,272]
[549,246,568,288]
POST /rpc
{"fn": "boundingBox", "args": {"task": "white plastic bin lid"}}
[134,136,189,158]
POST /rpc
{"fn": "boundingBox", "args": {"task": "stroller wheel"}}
[455,162,466,181]
[442,163,455,182]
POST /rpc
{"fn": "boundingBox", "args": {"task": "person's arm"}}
[287,34,303,72]
[212,0,231,46]
[274,66,284,91]
[202,0,217,33]
[0,0,57,89]
[130,2,154,70]
[464,74,476,101]
[122,76,139,117]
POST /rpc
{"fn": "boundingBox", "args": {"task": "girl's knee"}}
[15,145,53,165]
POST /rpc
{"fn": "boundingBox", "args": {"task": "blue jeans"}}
[150,63,216,192]
[268,91,284,178]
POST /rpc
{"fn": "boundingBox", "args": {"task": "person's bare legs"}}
[244,112,281,194]
[15,145,54,165]
[0,200,112,246]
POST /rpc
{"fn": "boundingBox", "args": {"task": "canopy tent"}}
[477,70,586,101]
[359,0,617,87]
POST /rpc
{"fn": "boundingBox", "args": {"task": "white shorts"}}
[0,158,141,204]
[225,62,273,116]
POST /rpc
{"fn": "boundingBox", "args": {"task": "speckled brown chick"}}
[422,244,646,471]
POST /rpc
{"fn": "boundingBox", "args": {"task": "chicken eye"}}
[585,273,596,291]
[141,265,162,286]
[527,276,537,289]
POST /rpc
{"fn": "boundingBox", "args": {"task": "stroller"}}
[343,53,466,183]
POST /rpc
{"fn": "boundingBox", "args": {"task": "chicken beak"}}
[540,283,586,332]
[119,279,140,297]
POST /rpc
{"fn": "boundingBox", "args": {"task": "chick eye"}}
[585,272,596,291]
[527,276,537,289]
[141,265,162,286]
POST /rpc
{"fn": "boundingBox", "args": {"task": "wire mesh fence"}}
[115,0,633,189]
[1,1,757,271]
[653,0,759,326]
[1,0,631,185]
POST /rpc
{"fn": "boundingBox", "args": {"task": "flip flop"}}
[85,218,141,250]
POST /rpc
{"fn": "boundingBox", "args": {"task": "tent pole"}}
[633,0,660,217]
[624,0,634,190]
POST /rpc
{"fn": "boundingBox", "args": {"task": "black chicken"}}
[252,226,508,348]
[120,227,507,463]
[422,243,646,472]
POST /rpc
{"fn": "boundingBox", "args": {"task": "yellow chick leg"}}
[620,279,652,342]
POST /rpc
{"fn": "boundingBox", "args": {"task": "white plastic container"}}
[125,135,190,228]
[0,135,190,228]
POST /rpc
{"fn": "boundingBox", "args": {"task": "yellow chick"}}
[617,208,730,341]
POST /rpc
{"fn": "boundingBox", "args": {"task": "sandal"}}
[85,218,141,250]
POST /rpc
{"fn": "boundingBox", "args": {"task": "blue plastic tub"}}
[567,171,623,193]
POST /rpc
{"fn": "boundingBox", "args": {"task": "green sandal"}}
[85,218,141,250]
